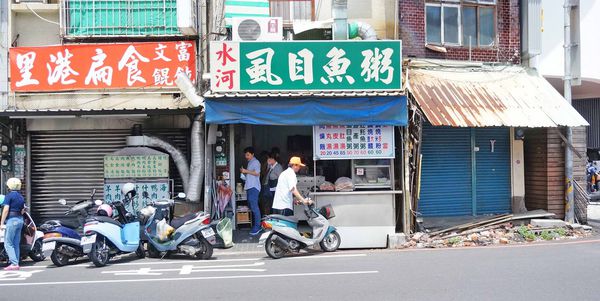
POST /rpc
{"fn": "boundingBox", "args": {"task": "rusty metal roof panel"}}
[408,65,589,128]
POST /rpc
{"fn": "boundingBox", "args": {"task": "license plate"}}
[80,234,97,246]
[42,241,56,252]
[201,228,215,238]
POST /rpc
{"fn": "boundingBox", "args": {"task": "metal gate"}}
[419,126,510,216]
[29,129,189,221]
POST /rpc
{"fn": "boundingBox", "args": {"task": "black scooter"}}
[39,190,96,266]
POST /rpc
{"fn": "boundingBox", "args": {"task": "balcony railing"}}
[60,0,197,39]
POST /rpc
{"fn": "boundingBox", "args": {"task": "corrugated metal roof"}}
[204,90,405,98]
[408,64,589,128]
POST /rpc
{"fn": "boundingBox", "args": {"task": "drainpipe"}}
[349,21,377,40]
[0,0,8,110]
[332,0,348,40]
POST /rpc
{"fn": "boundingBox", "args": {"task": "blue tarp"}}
[205,96,408,126]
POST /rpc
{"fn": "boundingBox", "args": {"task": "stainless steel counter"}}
[294,190,402,249]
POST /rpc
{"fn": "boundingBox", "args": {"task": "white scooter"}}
[0,207,45,263]
[259,202,340,259]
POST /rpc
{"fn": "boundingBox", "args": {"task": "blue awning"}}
[205,96,408,126]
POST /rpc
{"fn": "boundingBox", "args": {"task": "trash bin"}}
[216,217,234,248]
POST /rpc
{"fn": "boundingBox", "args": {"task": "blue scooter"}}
[39,190,95,266]
[140,193,216,260]
[259,202,340,259]
[81,186,144,267]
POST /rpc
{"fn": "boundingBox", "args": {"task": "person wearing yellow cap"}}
[271,156,312,216]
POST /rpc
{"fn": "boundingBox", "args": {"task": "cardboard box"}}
[236,211,251,224]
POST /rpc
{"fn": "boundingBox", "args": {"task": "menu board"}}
[313,125,395,160]
[104,181,170,213]
[104,155,169,179]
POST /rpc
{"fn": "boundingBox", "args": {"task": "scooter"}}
[140,193,216,260]
[39,190,96,266]
[258,202,341,259]
[0,206,45,263]
[81,186,144,267]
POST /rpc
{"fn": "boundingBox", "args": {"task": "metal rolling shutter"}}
[419,126,473,216]
[29,129,189,221]
[475,128,511,215]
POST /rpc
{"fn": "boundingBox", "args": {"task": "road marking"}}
[0,270,379,287]
[287,253,367,260]
[20,257,264,270]
[0,270,43,281]
[101,262,266,276]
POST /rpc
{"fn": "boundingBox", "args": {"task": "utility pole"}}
[563,0,580,223]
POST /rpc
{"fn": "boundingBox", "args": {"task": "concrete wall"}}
[11,11,60,47]
[399,0,521,63]
[26,114,191,131]
[537,0,600,99]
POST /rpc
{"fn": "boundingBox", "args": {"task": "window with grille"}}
[61,0,197,38]
[269,0,315,26]
[425,0,496,47]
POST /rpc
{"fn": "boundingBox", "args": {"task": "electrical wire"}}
[25,4,60,26]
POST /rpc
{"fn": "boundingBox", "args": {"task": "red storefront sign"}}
[10,41,196,92]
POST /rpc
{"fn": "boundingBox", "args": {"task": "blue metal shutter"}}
[419,125,473,216]
[474,128,511,214]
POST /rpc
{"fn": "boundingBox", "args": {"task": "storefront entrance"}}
[418,125,511,217]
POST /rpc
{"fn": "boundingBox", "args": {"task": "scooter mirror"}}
[94,199,103,206]
[177,192,186,199]
[58,199,67,206]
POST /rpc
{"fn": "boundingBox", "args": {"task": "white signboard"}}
[313,125,395,160]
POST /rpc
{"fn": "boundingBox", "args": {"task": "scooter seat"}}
[171,213,197,229]
[267,214,298,224]
[50,219,80,229]
[87,216,122,228]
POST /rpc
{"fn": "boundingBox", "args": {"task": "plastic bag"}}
[335,177,354,192]
[156,219,175,242]
[319,181,335,191]
[217,217,234,248]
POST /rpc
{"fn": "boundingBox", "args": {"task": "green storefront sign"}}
[104,155,169,179]
[210,41,402,92]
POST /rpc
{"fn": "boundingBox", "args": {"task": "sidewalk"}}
[213,229,264,256]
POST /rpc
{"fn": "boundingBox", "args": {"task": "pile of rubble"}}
[402,217,594,249]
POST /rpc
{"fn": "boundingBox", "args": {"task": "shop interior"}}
[211,124,397,230]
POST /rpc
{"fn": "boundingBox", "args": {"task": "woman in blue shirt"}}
[1,178,25,270]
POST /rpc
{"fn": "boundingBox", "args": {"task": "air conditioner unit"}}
[232,17,283,41]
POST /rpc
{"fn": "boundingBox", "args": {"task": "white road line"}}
[287,253,367,260]
[0,270,379,287]
[20,257,264,269]
[108,268,266,276]
[100,262,265,274]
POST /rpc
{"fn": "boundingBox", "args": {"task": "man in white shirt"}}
[272,157,312,216]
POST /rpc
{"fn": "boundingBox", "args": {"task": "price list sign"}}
[313,125,395,160]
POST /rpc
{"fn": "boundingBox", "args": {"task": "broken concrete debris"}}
[400,215,593,249]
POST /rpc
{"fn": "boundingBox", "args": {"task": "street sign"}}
[210,41,402,92]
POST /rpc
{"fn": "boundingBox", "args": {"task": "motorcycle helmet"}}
[97,204,113,217]
[122,183,137,198]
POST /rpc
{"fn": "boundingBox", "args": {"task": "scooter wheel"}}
[194,237,213,260]
[135,244,146,259]
[29,239,46,262]
[265,234,286,259]
[50,247,70,267]
[147,243,161,258]
[88,236,110,267]
[319,231,341,252]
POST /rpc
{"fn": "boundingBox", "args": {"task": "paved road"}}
[2,239,600,301]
